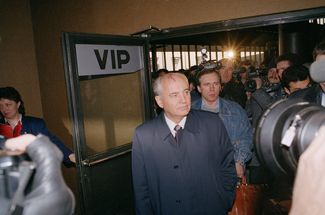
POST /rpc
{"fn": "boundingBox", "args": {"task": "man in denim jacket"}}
[192,68,253,178]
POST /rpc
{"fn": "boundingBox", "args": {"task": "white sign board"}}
[76,44,144,76]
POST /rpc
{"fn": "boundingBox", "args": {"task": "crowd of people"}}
[132,39,325,214]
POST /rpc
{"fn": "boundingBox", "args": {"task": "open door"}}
[61,32,153,215]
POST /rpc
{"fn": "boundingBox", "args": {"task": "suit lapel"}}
[155,112,174,143]
[184,111,199,135]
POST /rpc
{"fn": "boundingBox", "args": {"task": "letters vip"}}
[94,49,130,70]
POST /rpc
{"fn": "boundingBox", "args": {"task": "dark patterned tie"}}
[174,124,182,143]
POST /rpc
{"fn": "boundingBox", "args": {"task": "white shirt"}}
[5,114,22,129]
[164,115,187,137]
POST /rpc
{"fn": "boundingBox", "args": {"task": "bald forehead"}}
[161,73,188,84]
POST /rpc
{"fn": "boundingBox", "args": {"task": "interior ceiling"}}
[151,20,324,47]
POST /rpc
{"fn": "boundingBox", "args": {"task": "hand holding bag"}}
[228,177,265,215]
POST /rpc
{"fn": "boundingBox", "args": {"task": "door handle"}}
[81,148,132,167]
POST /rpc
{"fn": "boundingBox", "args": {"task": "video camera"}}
[255,98,325,179]
[196,60,222,72]
[233,66,269,92]
[196,47,223,72]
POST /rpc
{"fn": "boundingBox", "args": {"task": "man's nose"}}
[178,93,187,102]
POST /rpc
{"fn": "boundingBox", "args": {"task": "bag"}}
[228,177,265,215]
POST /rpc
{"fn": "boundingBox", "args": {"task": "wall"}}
[0,0,42,117]
[28,0,325,147]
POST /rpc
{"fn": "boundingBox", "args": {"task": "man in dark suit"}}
[132,72,237,215]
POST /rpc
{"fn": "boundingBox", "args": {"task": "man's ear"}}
[155,96,164,108]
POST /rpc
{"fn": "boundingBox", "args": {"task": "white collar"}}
[164,114,187,137]
[5,114,22,128]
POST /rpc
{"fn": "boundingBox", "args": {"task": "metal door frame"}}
[61,32,152,214]
[148,7,325,42]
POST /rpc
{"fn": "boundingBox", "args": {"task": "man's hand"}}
[252,77,263,90]
[268,68,280,84]
[235,162,245,178]
[69,153,76,163]
[5,134,37,153]
[290,126,325,215]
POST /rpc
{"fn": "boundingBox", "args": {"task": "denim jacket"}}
[192,98,253,165]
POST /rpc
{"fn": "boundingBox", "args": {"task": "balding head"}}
[153,72,189,96]
[154,72,191,123]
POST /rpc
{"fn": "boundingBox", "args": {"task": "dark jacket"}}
[288,84,322,104]
[251,87,283,111]
[220,79,247,108]
[132,110,237,215]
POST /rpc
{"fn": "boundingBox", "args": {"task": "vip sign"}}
[76,44,144,76]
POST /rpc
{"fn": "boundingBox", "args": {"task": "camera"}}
[197,60,223,72]
[241,66,268,92]
[0,135,32,201]
[196,47,223,72]
[255,98,325,178]
[0,155,24,198]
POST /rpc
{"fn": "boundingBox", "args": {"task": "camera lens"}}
[255,99,325,178]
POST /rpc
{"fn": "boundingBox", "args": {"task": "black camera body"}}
[197,60,223,72]
[0,153,31,198]
[0,155,22,198]
[243,66,269,92]
[247,66,268,79]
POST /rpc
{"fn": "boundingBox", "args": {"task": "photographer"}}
[251,53,302,112]
[243,64,284,184]
[281,65,313,97]
[0,134,75,215]
[292,40,325,106]
[246,65,281,128]
[249,67,282,114]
